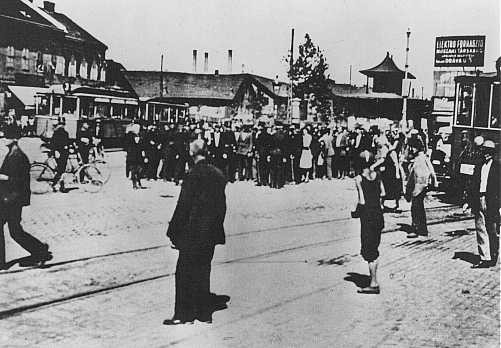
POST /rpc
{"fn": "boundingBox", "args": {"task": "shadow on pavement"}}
[396,223,414,234]
[344,272,371,288]
[207,293,231,314]
[452,252,480,265]
[444,229,472,237]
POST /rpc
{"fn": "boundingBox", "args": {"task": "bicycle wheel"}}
[30,163,55,194]
[91,159,111,183]
[77,164,104,193]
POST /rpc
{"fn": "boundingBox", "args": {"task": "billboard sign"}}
[434,36,485,67]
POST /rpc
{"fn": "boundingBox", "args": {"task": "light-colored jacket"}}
[320,133,334,157]
[406,152,437,197]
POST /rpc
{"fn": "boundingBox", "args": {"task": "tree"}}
[286,33,331,122]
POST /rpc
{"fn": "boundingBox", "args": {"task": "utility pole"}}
[349,65,352,87]
[160,54,164,98]
[401,28,411,131]
[288,28,294,124]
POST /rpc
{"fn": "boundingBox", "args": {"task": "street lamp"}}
[401,27,411,132]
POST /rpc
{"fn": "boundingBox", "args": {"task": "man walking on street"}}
[50,118,70,192]
[468,140,499,268]
[0,125,52,269]
[165,139,228,325]
[405,140,437,238]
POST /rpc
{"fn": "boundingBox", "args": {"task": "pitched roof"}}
[0,0,62,31]
[251,75,290,98]
[360,52,415,79]
[39,9,107,49]
[123,71,288,102]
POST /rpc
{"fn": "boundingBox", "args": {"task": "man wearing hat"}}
[0,125,52,268]
[468,140,499,268]
[50,118,70,192]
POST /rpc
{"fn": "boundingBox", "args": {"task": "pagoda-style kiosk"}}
[360,52,415,95]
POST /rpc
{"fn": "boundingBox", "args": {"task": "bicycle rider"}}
[77,121,92,165]
[50,118,70,192]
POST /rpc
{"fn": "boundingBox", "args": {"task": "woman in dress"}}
[354,150,385,294]
[299,127,313,182]
[381,138,404,212]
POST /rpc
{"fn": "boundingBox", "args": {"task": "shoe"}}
[407,233,418,238]
[471,261,493,269]
[163,318,194,325]
[357,286,380,294]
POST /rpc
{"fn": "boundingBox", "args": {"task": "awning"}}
[7,85,49,107]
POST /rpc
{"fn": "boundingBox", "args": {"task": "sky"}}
[35,0,500,97]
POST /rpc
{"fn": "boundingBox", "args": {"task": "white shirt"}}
[214,132,220,147]
[480,159,493,193]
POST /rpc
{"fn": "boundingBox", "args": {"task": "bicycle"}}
[30,144,106,194]
[88,142,111,184]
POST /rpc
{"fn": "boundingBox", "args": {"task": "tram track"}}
[0,203,460,276]
[0,204,471,320]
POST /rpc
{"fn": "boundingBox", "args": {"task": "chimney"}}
[192,50,197,73]
[43,1,55,12]
[227,50,233,74]
[204,52,209,73]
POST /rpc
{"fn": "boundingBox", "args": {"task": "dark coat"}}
[167,159,227,250]
[51,126,70,153]
[125,134,146,166]
[469,159,500,219]
[0,143,31,207]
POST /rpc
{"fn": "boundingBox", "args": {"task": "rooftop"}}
[122,71,289,102]
[360,52,416,79]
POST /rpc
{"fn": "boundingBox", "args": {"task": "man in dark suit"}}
[50,118,70,191]
[468,140,499,268]
[254,125,272,186]
[165,139,227,325]
[0,125,52,269]
[221,122,237,183]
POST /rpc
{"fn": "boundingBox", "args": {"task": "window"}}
[473,83,490,128]
[90,61,98,80]
[456,83,473,126]
[21,48,29,71]
[6,46,15,68]
[79,59,88,79]
[491,83,500,129]
[55,56,65,75]
[100,66,106,82]
[68,56,77,77]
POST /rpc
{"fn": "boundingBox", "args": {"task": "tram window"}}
[456,83,473,126]
[490,84,500,129]
[473,84,490,128]
[62,98,77,115]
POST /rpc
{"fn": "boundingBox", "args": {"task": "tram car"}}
[445,72,500,200]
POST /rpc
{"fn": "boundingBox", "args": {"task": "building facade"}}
[0,0,108,116]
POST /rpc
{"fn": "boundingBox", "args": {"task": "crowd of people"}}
[122,119,429,194]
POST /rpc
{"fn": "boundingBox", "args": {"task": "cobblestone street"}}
[0,145,498,347]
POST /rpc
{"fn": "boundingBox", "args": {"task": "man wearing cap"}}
[50,118,70,192]
[468,140,499,268]
[165,139,227,324]
[0,125,52,268]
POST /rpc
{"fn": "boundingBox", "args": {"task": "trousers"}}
[411,191,428,235]
[0,205,46,264]
[174,246,215,321]
[474,199,499,262]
